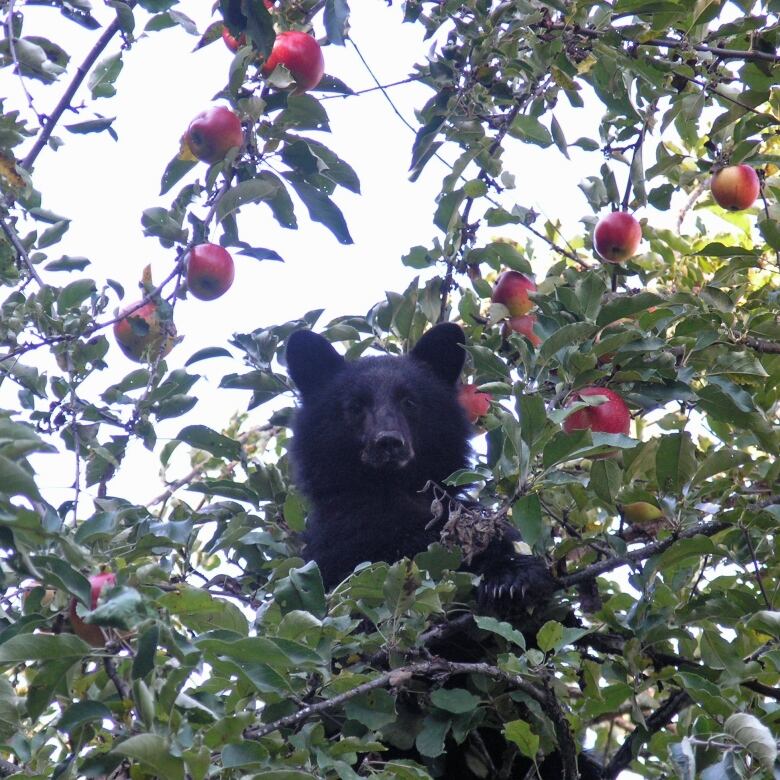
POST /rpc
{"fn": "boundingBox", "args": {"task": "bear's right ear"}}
[286,330,345,397]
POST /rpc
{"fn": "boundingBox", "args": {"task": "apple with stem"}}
[113,301,176,363]
[458,383,492,423]
[261,31,325,94]
[593,212,642,263]
[491,270,536,316]
[186,243,235,301]
[185,106,243,164]
[621,501,664,525]
[710,164,760,211]
[563,387,630,436]
[69,572,116,647]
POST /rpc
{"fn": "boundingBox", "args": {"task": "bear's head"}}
[286,323,471,496]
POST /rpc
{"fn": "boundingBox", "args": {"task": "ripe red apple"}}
[458,383,492,423]
[186,243,235,301]
[491,271,536,316]
[710,164,760,211]
[184,106,243,164]
[222,26,246,52]
[261,31,325,94]
[593,212,642,263]
[69,572,116,647]
[563,387,630,436]
[113,301,177,363]
[505,314,542,347]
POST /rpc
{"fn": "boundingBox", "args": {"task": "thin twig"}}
[244,659,561,744]
[558,519,730,590]
[21,12,128,172]
[319,75,423,100]
[676,181,705,232]
[544,23,780,64]
[0,217,44,285]
[743,528,772,609]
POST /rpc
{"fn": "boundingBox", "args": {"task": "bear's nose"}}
[375,430,406,455]
[364,430,412,468]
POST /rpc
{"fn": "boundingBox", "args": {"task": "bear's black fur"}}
[286,323,554,602]
[285,323,599,779]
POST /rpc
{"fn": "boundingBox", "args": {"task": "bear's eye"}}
[401,395,417,411]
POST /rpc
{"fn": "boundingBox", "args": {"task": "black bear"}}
[284,323,601,779]
[285,322,553,601]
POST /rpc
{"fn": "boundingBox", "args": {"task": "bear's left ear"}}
[410,323,466,385]
[286,330,345,397]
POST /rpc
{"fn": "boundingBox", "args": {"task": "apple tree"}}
[0,0,779,778]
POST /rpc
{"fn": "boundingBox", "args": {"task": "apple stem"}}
[611,266,618,293]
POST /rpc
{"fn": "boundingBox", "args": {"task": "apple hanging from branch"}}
[710,164,760,211]
[491,270,537,316]
[184,106,243,164]
[593,212,642,263]
[261,31,325,94]
[186,243,235,301]
[113,301,177,363]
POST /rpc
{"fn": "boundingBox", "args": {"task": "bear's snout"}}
[363,429,414,469]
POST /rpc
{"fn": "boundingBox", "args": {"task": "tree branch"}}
[557,519,729,590]
[243,659,573,768]
[605,689,691,779]
[0,216,44,286]
[22,12,129,172]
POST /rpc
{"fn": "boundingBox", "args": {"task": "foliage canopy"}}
[0,0,779,778]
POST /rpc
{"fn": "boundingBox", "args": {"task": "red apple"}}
[69,572,116,647]
[184,106,243,164]
[113,301,177,363]
[186,243,235,301]
[261,31,325,94]
[710,164,760,211]
[491,271,536,316]
[505,314,542,347]
[563,387,630,436]
[593,212,642,263]
[222,26,246,52]
[458,383,492,423]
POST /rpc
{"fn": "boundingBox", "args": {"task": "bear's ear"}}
[410,323,466,385]
[286,330,345,397]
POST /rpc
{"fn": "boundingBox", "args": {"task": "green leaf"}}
[88,52,123,99]
[132,625,159,679]
[160,154,197,196]
[324,0,350,45]
[509,115,553,147]
[157,586,248,634]
[222,741,269,768]
[503,719,539,759]
[57,278,96,313]
[344,688,397,729]
[176,425,242,461]
[285,174,353,244]
[512,494,543,549]
[112,734,185,780]
[217,177,279,222]
[538,322,598,363]
[724,713,777,769]
[655,433,697,493]
[0,634,91,664]
[0,454,43,501]
[430,688,481,714]
[692,449,748,486]
[596,293,662,326]
[65,116,116,136]
[474,615,526,649]
[37,219,70,248]
[57,701,113,734]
